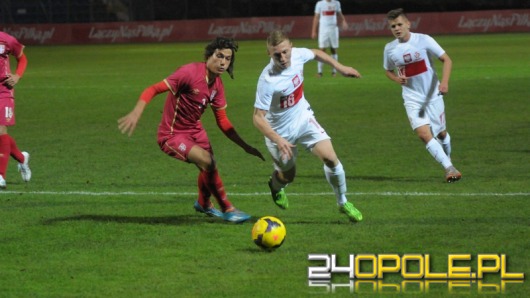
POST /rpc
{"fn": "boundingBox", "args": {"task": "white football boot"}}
[18,151,31,182]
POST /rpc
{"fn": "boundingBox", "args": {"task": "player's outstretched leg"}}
[199,169,251,223]
[194,172,222,218]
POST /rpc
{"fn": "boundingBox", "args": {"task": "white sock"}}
[426,139,452,169]
[324,161,347,206]
[439,133,452,158]
[332,54,338,73]
[317,61,323,74]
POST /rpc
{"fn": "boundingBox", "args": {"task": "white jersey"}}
[255,47,315,137]
[315,0,342,28]
[383,32,445,104]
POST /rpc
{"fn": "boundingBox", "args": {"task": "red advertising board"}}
[2,10,529,45]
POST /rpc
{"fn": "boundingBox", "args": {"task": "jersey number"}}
[4,107,13,119]
[280,94,296,109]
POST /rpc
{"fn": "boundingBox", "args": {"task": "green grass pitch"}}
[0,33,528,297]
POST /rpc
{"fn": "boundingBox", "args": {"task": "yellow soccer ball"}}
[251,216,286,250]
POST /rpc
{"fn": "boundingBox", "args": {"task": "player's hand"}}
[4,74,20,88]
[438,83,449,95]
[118,111,141,136]
[397,74,408,85]
[245,146,265,161]
[339,66,361,78]
[275,138,296,163]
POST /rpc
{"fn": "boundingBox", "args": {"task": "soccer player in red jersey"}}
[0,31,31,189]
[118,37,264,223]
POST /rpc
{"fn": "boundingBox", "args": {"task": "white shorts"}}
[318,26,339,49]
[265,112,330,172]
[404,96,446,136]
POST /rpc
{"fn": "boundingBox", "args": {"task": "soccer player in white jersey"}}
[253,30,363,222]
[383,8,461,183]
[311,0,348,77]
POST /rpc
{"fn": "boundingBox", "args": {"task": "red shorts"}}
[158,128,212,162]
[0,97,15,126]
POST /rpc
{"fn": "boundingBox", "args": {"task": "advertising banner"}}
[2,10,529,45]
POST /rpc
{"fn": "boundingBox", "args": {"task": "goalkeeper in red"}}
[118,37,264,223]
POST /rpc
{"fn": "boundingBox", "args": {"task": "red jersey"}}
[158,62,227,138]
[0,31,24,98]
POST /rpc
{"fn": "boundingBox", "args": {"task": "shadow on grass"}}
[41,214,232,226]
[42,214,362,227]
[295,174,433,182]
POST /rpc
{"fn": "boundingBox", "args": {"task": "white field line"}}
[0,191,529,197]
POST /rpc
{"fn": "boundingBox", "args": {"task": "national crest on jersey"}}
[401,52,427,77]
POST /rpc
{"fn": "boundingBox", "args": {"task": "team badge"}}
[292,75,301,88]
[178,143,187,152]
[403,53,412,63]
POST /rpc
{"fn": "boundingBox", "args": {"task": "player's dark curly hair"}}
[204,37,238,79]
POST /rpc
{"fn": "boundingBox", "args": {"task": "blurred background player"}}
[118,37,264,223]
[311,0,348,77]
[0,31,31,189]
[253,30,363,222]
[383,8,461,183]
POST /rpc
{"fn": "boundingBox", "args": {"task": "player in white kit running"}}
[253,30,363,222]
[311,0,348,77]
[383,8,461,183]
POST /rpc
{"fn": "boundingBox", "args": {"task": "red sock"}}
[197,171,211,207]
[7,135,24,163]
[0,134,10,177]
[200,169,233,212]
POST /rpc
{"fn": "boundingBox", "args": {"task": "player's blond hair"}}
[267,30,290,47]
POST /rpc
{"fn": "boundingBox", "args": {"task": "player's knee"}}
[437,130,447,140]
[194,153,216,172]
[322,158,338,168]
[278,170,295,184]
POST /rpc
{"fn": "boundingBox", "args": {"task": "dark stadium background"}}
[2,0,530,24]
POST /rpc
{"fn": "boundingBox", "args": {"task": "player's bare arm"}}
[214,107,265,161]
[253,108,295,161]
[385,69,407,85]
[5,52,27,88]
[312,49,361,78]
[438,53,452,94]
[338,12,348,30]
[311,14,319,39]
[118,80,169,136]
